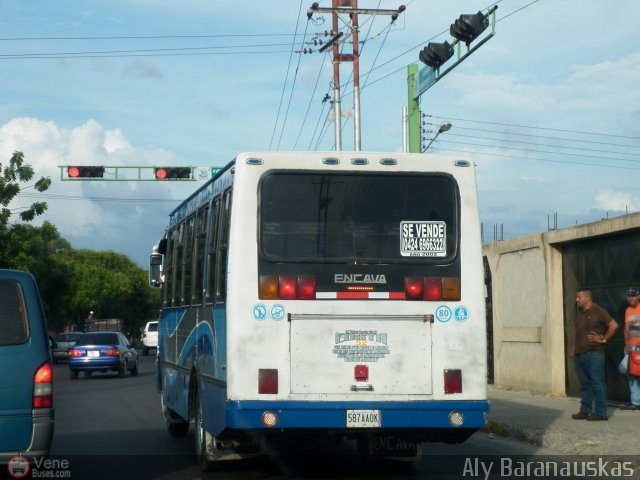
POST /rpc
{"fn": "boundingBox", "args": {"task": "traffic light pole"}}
[407,6,497,153]
[407,64,421,153]
[57,165,223,181]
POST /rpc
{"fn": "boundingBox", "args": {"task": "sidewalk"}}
[485,385,639,455]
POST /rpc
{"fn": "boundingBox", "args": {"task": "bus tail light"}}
[33,361,53,409]
[259,275,279,299]
[259,368,278,394]
[259,275,316,300]
[444,369,462,394]
[279,276,297,299]
[405,277,424,300]
[424,277,442,300]
[404,276,461,301]
[442,277,461,300]
[297,275,317,299]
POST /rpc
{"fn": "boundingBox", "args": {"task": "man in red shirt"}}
[620,287,640,410]
[570,288,619,421]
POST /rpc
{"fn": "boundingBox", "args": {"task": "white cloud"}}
[1,117,197,265]
[594,190,640,212]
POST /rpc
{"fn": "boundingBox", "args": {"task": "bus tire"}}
[195,389,220,472]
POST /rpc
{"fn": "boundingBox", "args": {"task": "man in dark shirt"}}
[570,288,619,421]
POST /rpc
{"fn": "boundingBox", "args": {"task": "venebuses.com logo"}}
[7,455,71,478]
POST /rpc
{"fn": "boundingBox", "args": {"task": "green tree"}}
[0,151,51,227]
[57,249,160,336]
[0,222,73,329]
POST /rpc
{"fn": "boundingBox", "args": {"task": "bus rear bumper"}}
[225,399,489,432]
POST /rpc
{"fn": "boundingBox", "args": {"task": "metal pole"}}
[352,0,361,151]
[407,64,421,153]
[332,0,342,151]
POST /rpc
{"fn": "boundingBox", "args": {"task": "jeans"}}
[574,350,608,417]
[629,346,640,406]
[629,376,640,406]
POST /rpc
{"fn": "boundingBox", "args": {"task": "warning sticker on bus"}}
[400,221,446,257]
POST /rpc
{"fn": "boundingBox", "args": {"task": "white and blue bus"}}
[149,151,489,470]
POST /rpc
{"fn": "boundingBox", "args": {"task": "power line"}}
[440,138,640,166]
[441,124,640,149]
[18,192,178,203]
[0,42,295,60]
[443,132,640,158]
[293,51,329,150]
[269,0,306,151]
[434,143,640,171]
[0,33,300,41]
[275,3,310,151]
[428,115,640,142]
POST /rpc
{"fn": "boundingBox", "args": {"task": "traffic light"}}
[154,167,192,180]
[450,11,489,46]
[67,166,105,179]
[419,41,454,70]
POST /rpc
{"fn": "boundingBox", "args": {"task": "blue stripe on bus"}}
[223,399,489,430]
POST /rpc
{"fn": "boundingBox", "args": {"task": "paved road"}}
[47,356,562,479]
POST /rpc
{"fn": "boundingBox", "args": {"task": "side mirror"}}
[149,253,163,288]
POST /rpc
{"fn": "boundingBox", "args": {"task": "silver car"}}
[52,332,82,363]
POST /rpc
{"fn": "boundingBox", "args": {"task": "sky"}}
[1,0,639,266]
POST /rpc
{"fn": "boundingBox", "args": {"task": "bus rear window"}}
[259,172,459,262]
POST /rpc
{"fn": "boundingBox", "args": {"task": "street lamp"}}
[423,122,452,152]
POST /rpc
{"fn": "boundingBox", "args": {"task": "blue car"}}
[68,331,138,379]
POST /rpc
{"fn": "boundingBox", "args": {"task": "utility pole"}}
[331,2,343,151]
[307,2,405,151]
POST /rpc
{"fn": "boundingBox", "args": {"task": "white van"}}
[141,320,158,356]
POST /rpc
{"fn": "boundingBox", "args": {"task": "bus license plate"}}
[346,410,381,428]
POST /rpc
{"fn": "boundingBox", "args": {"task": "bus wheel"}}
[195,390,220,472]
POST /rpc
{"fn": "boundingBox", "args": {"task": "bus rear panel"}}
[153,152,488,468]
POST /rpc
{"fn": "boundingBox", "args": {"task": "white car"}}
[141,321,158,356]
[52,332,83,363]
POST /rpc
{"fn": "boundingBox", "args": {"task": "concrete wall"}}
[483,212,640,395]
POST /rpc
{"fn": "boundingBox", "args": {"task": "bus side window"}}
[215,188,232,304]
[164,227,177,308]
[182,215,195,306]
[205,196,221,304]
[175,224,186,306]
[193,204,209,305]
